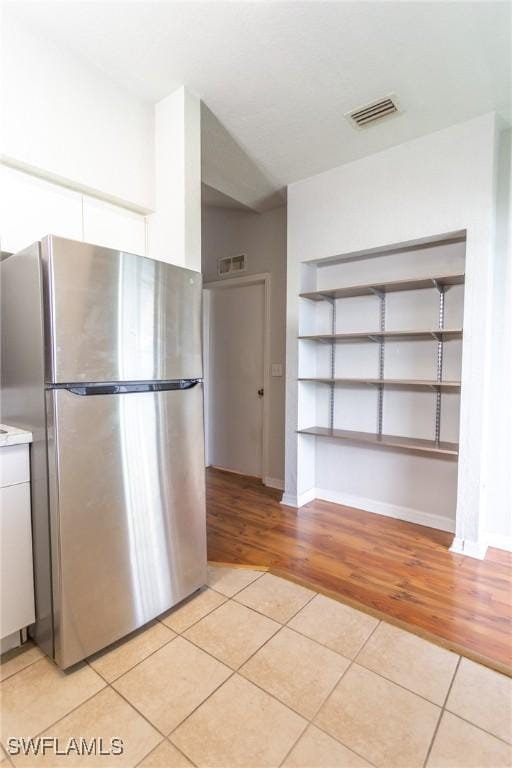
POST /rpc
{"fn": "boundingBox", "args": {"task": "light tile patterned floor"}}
[0,567,511,768]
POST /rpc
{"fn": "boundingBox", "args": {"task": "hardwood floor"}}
[206,467,512,674]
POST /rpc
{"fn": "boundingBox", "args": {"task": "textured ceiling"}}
[6,1,511,204]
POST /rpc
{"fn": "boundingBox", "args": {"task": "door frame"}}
[203,272,272,483]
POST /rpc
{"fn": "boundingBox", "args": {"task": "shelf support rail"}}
[370,288,386,435]
[433,281,445,443]
[327,297,337,430]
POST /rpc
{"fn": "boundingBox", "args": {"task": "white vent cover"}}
[346,95,400,129]
[218,254,246,276]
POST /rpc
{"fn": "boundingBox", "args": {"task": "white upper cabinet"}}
[82,196,146,256]
[0,165,83,254]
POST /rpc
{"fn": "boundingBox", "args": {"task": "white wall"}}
[485,125,512,551]
[1,16,201,271]
[202,205,287,485]
[147,88,202,270]
[1,15,154,212]
[285,113,507,555]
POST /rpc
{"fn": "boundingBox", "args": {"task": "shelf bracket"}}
[327,297,336,430]
[434,285,445,443]
[373,290,386,435]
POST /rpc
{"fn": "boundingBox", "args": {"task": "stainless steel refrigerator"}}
[1,236,207,669]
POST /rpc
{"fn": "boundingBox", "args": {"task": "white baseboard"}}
[449,536,488,559]
[264,477,284,491]
[281,487,316,508]
[449,537,465,555]
[289,486,455,533]
[486,533,512,553]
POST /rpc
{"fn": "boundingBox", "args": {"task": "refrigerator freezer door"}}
[46,384,207,668]
[42,236,202,384]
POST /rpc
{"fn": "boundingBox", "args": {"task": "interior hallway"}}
[206,468,512,673]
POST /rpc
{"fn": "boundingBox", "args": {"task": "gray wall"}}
[202,204,287,484]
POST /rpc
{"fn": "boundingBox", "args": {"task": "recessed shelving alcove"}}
[296,231,466,528]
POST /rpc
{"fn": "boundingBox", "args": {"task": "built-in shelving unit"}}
[298,265,465,457]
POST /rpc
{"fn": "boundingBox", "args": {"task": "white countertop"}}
[0,424,33,447]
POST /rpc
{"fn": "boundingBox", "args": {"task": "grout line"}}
[89,623,179,685]
[164,736,200,768]
[440,711,512,749]
[207,567,268,600]
[275,718,310,768]
[2,667,110,745]
[132,736,199,768]
[158,590,229,635]
[108,678,170,740]
[167,669,237,740]
[0,652,45,683]
[280,619,380,765]
[303,620,383,768]
[275,627,363,768]
[231,582,317,627]
[87,640,183,741]
[422,655,461,768]
[181,620,281,674]
[132,736,166,768]
[350,646,463,711]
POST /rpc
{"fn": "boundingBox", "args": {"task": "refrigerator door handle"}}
[61,380,201,396]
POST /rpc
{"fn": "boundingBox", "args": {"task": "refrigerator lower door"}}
[45,384,206,669]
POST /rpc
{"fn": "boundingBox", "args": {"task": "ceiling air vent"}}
[346,95,400,129]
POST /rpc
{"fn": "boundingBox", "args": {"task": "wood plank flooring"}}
[206,468,512,674]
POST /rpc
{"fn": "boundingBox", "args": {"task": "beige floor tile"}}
[240,627,349,719]
[0,745,7,763]
[88,621,175,683]
[138,740,194,767]
[446,657,512,743]
[0,657,105,743]
[356,622,459,704]
[160,588,226,633]
[288,594,378,659]
[283,725,372,768]
[234,573,315,623]
[315,663,440,768]
[171,674,306,767]
[427,712,512,768]
[207,565,264,597]
[10,687,161,767]
[184,600,280,669]
[0,643,45,683]
[112,636,231,735]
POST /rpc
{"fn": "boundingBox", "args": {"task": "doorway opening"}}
[203,273,271,481]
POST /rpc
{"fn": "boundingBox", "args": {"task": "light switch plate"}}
[271,363,283,377]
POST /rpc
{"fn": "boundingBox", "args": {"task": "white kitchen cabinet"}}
[0,432,35,642]
[83,195,146,255]
[0,165,82,254]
